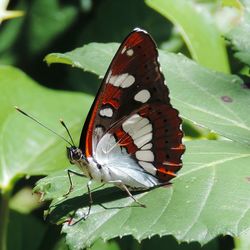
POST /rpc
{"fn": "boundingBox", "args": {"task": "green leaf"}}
[45,43,119,78]
[145,0,230,73]
[45,43,250,145]
[0,66,93,191]
[35,140,250,248]
[227,7,250,66]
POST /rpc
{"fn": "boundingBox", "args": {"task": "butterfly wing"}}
[80,28,184,183]
[95,103,184,185]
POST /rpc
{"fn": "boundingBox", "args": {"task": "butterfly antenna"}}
[15,106,73,146]
[59,119,76,147]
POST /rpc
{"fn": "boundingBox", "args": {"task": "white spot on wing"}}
[121,75,135,88]
[109,75,118,85]
[141,143,152,150]
[109,73,135,88]
[123,115,152,148]
[93,126,104,151]
[126,49,134,56]
[122,114,141,132]
[100,108,113,117]
[136,150,154,162]
[139,161,156,175]
[133,117,149,131]
[134,89,151,103]
[106,70,112,83]
[111,74,128,87]
[134,133,152,148]
[121,46,126,54]
[133,124,152,140]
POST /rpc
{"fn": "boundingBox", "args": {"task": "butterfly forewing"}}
[80,28,184,183]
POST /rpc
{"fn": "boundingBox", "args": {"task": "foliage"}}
[146,0,230,73]
[1,0,250,250]
[226,1,250,66]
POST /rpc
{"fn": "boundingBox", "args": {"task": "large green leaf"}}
[145,0,230,73]
[0,66,92,191]
[45,43,250,145]
[35,140,250,248]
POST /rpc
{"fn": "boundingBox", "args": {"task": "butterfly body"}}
[67,28,185,195]
[68,145,161,191]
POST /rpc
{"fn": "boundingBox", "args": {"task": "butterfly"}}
[16,28,185,220]
[66,28,185,215]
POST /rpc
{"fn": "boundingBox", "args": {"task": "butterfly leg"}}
[108,180,146,208]
[83,179,93,219]
[64,169,85,197]
[65,179,93,225]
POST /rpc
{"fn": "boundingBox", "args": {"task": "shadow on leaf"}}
[47,185,149,224]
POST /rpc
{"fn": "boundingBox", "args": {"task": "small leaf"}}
[35,140,250,248]
[45,43,119,78]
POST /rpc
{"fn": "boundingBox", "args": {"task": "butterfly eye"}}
[66,146,82,164]
[72,149,81,160]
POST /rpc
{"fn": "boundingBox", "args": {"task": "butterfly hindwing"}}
[106,103,184,182]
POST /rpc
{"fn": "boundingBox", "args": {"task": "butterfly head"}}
[67,146,85,165]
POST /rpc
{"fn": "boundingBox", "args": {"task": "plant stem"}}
[0,189,11,250]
